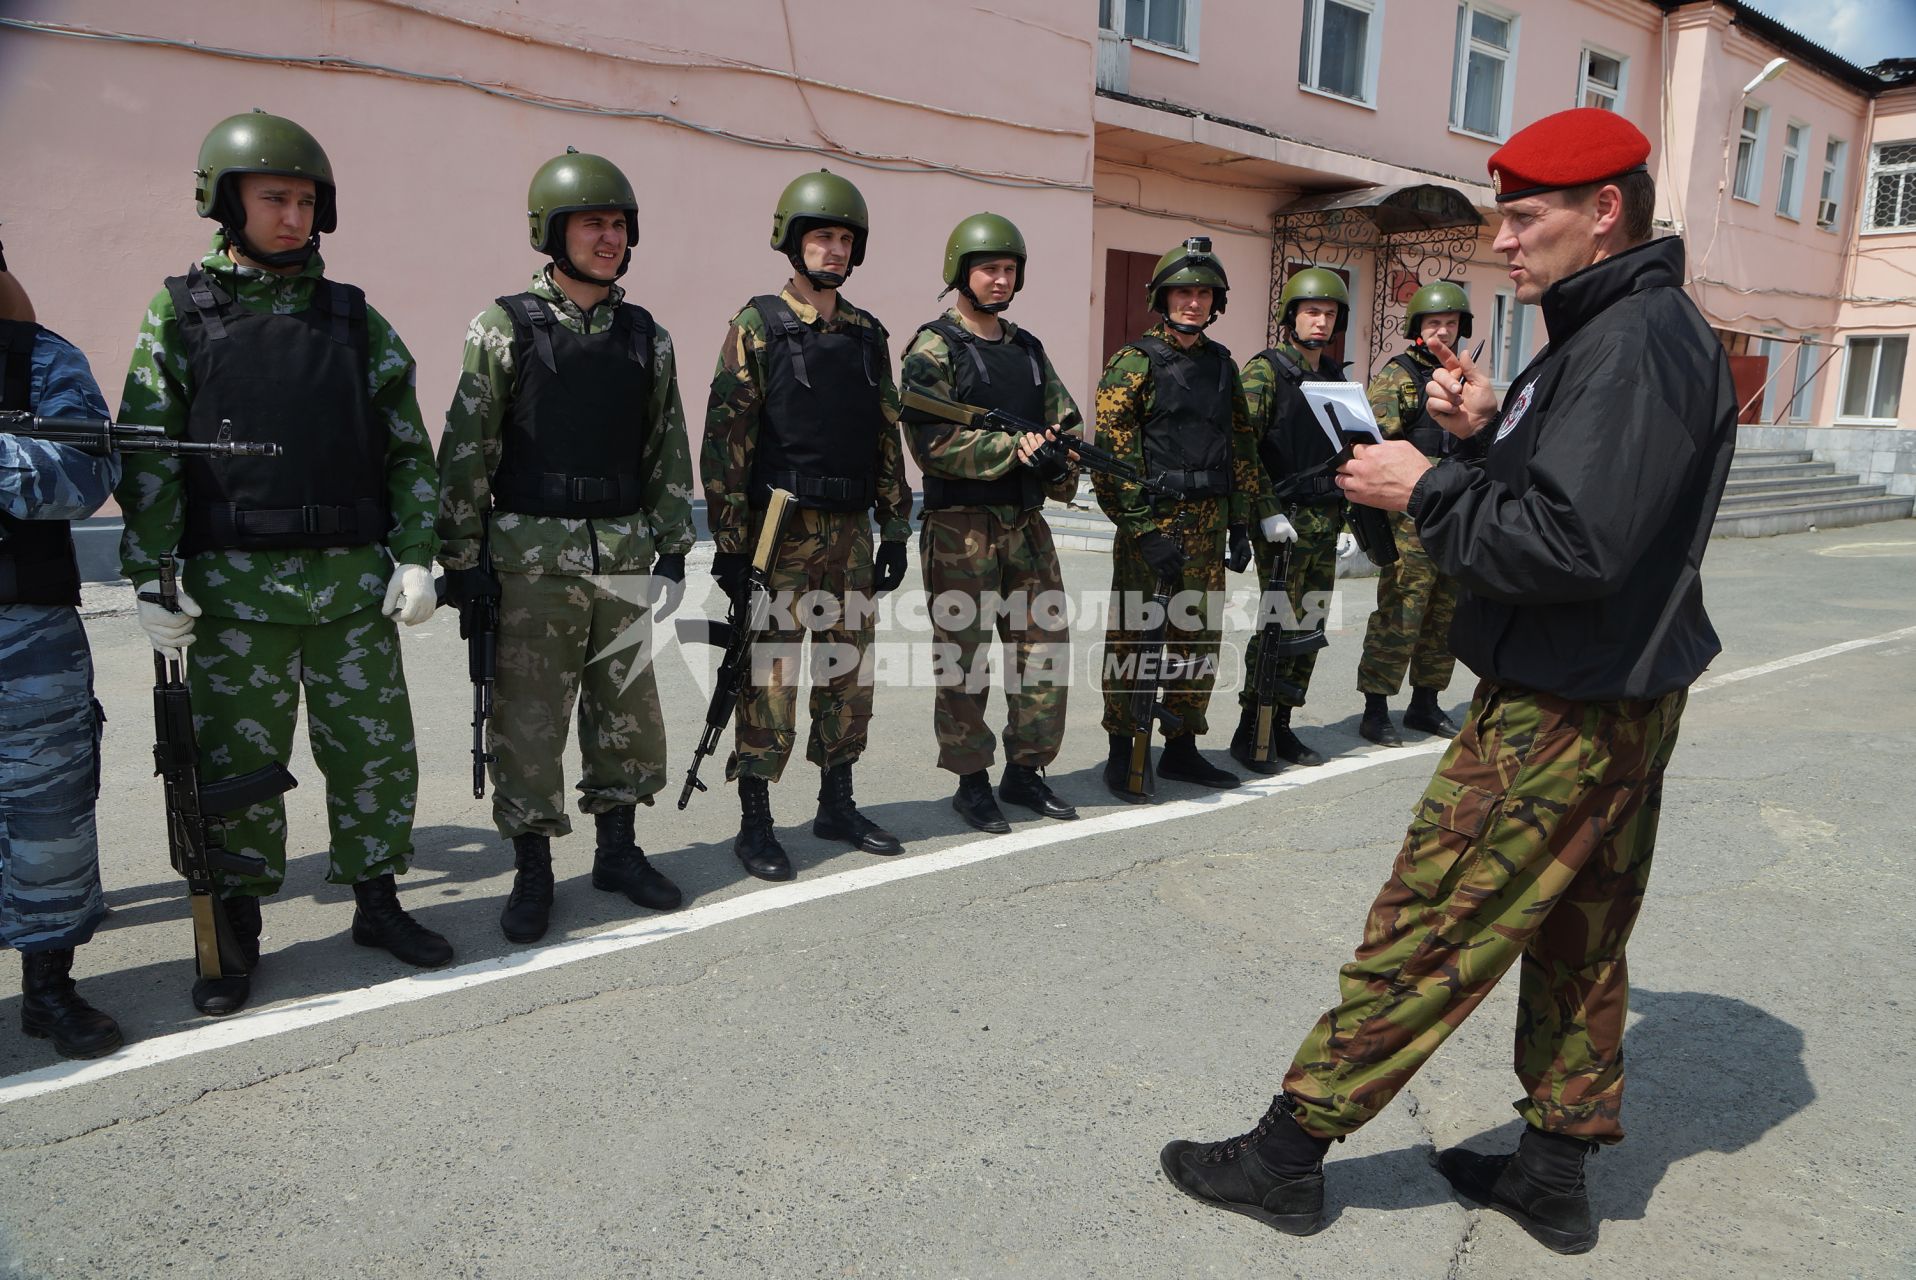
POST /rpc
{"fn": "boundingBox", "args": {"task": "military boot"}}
[1269,707,1324,767]
[351,873,454,968]
[1404,687,1459,738]
[1358,692,1404,747]
[951,770,1010,834]
[192,893,262,1017]
[999,762,1077,820]
[1159,1095,1331,1236]
[812,762,902,855]
[500,833,555,944]
[1103,732,1153,803]
[735,775,793,881]
[21,949,123,1059]
[592,807,683,912]
[1228,705,1283,776]
[1157,733,1240,788]
[1437,1126,1599,1255]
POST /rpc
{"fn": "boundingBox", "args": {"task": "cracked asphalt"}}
[1,521,1912,1279]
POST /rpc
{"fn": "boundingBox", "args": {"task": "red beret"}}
[1488,108,1651,202]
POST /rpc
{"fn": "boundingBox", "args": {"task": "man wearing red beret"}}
[1160,107,1737,1256]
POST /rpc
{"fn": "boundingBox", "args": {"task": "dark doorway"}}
[1102,249,1160,364]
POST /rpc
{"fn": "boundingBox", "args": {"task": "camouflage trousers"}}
[1239,502,1342,711]
[188,606,419,895]
[1356,509,1459,696]
[1283,681,1687,1143]
[919,508,1069,776]
[0,606,106,952]
[726,508,875,785]
[1100,521,1227,739]
[491,571,666,839]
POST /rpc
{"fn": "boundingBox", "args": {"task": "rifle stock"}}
[900,387,1183,501]
[1245,542,1323,765]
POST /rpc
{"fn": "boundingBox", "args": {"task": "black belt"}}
[1157,467,1230,498]
[497,472,641,509]
[188,500,385,543]
[756,470,876,505]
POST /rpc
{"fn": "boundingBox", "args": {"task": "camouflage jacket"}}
[436,267,696,577]
[115,236,439,625]
[701,286,910,555]
[1240,339,1348,521]
[1091,322,1263,540]
[1366,344,1441,452]
[899,309,1081,519]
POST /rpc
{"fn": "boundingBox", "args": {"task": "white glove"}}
[383,563,436,627]
[1336,531,1359,557]
[1259,513,1298,544]
[135,579,202,653]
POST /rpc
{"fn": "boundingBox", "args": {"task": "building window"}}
[1819,139,1847,230]
[1577,47,1624,111]
[1099,0,1192,52]
[1450,4,1516,140]
[1865,141,1916,231]
[1789,336,1820,423]
[1300,0,1381,106]
[1733,104,1767,203]
[1838,334,1908,421]
[1489,293,1537,385]
[1776,121,1806,219]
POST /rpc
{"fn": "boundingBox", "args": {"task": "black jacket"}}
[1409,236,1736,700]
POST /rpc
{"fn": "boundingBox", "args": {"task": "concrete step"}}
[1717,482,1887,509]
[1726,460,1836,482]
[1732,448,1815,465]
[1712,493,1915,537]
[1724,471,1864,495]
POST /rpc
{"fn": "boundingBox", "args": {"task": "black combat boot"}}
[1156,733,1241,788]
[999,762,1077,820]
[1160,1095,1331,1236]
[500,832,555,944]
[350,873,454,968]
[1437,1126,1599,1255]
[592,807,683,912]
[812,762,903,854]
[951,770,1010,834]
[734,776,793,882]
[1269,707,1324,767]
[1103,732,1153,803]
[1403,687,1459,738]
[20,949,123,1059]
[192,893,262,1017]
[1358,692,1404,747]
[1227,705,1283,776]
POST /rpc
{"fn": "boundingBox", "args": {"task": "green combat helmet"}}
[1146,236,1229,334]
[527,147,639,281]
[1401,279,1473,339]
[942,212,1026,312]
[771,169,869,288]
[1277,266,1350,345]
[194,109,335,267]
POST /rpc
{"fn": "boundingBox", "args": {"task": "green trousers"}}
[1356,509,1459,696]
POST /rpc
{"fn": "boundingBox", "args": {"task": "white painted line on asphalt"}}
[4,622,1913,1106]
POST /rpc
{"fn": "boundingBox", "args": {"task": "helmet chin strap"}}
[554,248,630,284]
[1295,335,1332,350]
[1164,317,1210,336]
[789,253,846,291]
[226,224,318,272]
[953,282,1011,314]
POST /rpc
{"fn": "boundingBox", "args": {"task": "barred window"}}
[1866,141,1916,231]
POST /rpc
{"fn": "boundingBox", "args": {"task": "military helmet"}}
[1277,266,1350,335]
[943,212,1026,292]
[1146,236,1229,316]
[1401,280,1473,339]
[771,169,869,267]
[194,109,336,234]
[527,148,638,255]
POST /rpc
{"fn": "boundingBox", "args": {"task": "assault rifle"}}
[900,388,1184,501]
[1278,401,1400,569]
[1242,542,1325,768]
[435,537,499,799]
[0,411,282,458]
[1122,567,1191,799]
[143,559,297,982]
[675,487,796,809]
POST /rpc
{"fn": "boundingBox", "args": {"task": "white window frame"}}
[1863,140,1916,233]
[1788,334,1820,423]
[1099,0,1200,59]
[1299,0,1385,110]
[1776,120,1808,220]
[1754,329,1785,419]
[1576,44,1627,112]
[1837,334,1909,424]
[1488,292,1538,386]
[1733,102,1769,205]
[1449,2,1519,142]
[1818,138,1848,231]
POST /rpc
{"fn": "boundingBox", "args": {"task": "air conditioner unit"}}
[1817,198,1839,226]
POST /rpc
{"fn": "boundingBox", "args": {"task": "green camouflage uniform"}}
[1239,341,1346,711]
[1093,323,1263,739]
[701,287,910,783]
[116,236,438,893]
[1356,346,1459,697]
[901,311,1080,776]
[1283,682,1686,1143]
[436,267,697,838]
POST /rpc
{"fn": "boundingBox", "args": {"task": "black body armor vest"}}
[1388,351,1451,458]
[915,316,1047,513]
[748,294,888,512]
[1254,346,1347,505]
[491,293,655,519]
[1135,335,1233,498]
[0,320,82,606]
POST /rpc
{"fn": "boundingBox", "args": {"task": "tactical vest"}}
[1388,350,1450,458]
[491,292,655,519]
[914,316,1047,513]
[0,320,83,606]
[748,294,887,512]
[1134,335,1233,498]
[165,266,387,555]
[1254,346,1346,505]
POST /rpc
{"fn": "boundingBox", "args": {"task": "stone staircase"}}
[1712,448,1915,537]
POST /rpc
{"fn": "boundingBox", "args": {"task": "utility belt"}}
[751,468,875,512]
[492,471,643,519]
[1277,472,1343,507]
[183,499,386,554]
[1157,467,1230,498]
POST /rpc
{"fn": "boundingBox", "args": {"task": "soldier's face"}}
[800,225,856,276]
[1494,190,1602,304]
[1293,299,1339,344]
[1418,312,1461,348]
[234,174,316,253]
[564,210,629,282]
[966,256,1019,306]
[1166,286,1212,328]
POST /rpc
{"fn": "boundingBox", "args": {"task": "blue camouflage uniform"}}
[0,328,118,952]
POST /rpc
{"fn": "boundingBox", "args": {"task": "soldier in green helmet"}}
[1092,237,1268,801]
[900,213,1082,832]
[435,148,695,944]
[700,169,912,880]
[115,110,449,1016]
[1354,282,1469,746]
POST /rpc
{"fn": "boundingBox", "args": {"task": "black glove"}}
[647,552,686,619]
[712,551,749,600]
[441,565,501,610]
[1030,437,1073,482]
[1137,530,1187,581]
[1226,524,1253,573]
[873,540,909,594]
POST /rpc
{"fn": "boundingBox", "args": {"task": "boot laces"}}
[1201,1096,1287,1165]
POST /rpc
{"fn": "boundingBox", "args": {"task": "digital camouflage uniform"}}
[1356,345,1459,697]
[1093,322,1263,739]
[116,237,439,894]
[702,287,910,783]
[437,267,696,838]
[901,311,1080,776]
